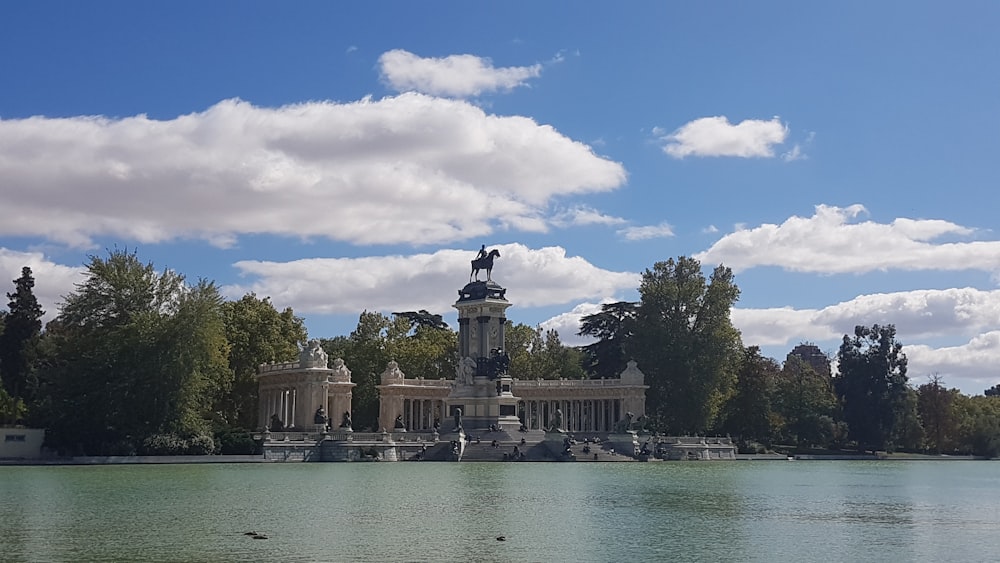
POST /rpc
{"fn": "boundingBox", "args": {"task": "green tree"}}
[917,376,958,453]
[951,394,1000,457]
[338,311,394,431]
[44,249,231,455]
[221,293,306,429]
[390,318,457,380]
[773,355,839,448]
[0,267,45,423]
[578,301,637,379]
[721,346,779,446]
[628,257,742,434]
[504,324,583,380]
[835,324,910,452]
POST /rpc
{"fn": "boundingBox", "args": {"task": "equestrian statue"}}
[470,245,501,282]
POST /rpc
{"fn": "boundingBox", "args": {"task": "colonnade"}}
[261,387,297,430]
[400,398,448,431]
[517,398,623,432]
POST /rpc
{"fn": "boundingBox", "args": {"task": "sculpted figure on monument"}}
[394,414,406,430]
[269,414,284,432]
[300,339,328,368]
[457,356,477,384]
[547,408,563,432]
[340,411,353,429]
[313,406,328,425]
[454,407,463,431]
[470,246,501,283]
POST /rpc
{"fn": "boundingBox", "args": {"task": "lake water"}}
[1,460,997,562]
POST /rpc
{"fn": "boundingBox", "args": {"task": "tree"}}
[0,266,45,423]
[720,346,779,446]
[221,293,306,429]
[772,355,839,448]
[337,311,394,430]
[390,322,457,381]
[985,384,1000,397]
[504,323,584,380]
[628,257,742,434]
[43,249,231,454]
[835,324,910,452]
[578,301,637,379]
[917,376,958,453]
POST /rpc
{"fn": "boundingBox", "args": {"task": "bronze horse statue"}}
[470,249,501,282]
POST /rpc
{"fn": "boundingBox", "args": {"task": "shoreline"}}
[1,453,987,466]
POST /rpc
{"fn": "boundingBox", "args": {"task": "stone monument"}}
[447,245,520,430]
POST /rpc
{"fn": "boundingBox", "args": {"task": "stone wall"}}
[0,428,45,459]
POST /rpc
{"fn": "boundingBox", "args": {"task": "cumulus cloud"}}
[0,95,625,248]
[0,249,86,323]
[660,116,788,158]
[696,204,996,274]
[379,49,542,98]
[223,243,640,317]
[906,333,1000,393]
[734,287,1000,347]
[539,302,608,347]
[617,222,674,241]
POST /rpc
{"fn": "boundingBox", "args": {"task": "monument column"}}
[449,246,519,430]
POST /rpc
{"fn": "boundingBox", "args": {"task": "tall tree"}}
[44,249,231,454]
[578,301,637,379]
[917,376,957,453]
[628,257,743,434]
[0,267,45,421]
[340,311,394,430]
[721,346,779,445]
[773,355,839,448]
[835,324,910,452]
[222,293,306,429]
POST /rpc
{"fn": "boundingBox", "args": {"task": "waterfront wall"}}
[0,428,45,460]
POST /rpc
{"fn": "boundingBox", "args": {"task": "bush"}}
[139,433,218,455]
[214,428,260,455]
[186,434,217,455]
[140,433,187,455]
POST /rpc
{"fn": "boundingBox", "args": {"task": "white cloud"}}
[696,204,995,274]
[617,222,674,241]
[734,287,1000,347]
[0,95,626,248]
[378,49,542,98]
[660,116,788,158]
[781,144,805,162]
[906,333,1000,393]
[224,243,640,317]
[550,206,627,228]
[0,249,86,324]
[539,301,608,347]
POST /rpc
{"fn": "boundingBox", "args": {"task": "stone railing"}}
[659,436,734,445]
[262,431,321,442]
[258,361,301,374]
[512,377,640,388]
[383,378,452,387]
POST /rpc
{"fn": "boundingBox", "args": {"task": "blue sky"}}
[2,2,999,394]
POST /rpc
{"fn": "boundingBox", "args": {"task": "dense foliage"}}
[628,257,743,434]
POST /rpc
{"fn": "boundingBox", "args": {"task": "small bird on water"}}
[496,536,506,541]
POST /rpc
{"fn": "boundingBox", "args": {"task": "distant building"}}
[786,343,831,376]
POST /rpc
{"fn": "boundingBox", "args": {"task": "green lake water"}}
[1,460,997,562]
